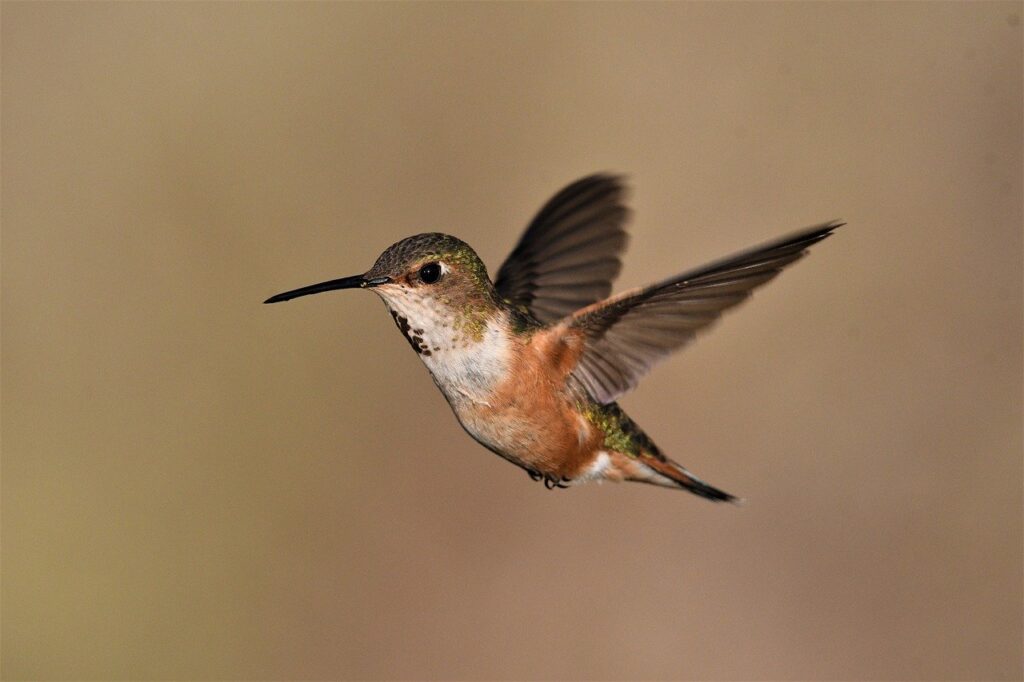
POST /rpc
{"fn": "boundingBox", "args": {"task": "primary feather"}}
[559,221,843,404]
[494,174,630,324]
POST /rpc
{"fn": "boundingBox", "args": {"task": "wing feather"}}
[494,174,630,324]
[564,221,842,404]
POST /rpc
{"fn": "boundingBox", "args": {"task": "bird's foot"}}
[543,475,571,490]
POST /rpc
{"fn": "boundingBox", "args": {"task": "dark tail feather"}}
[641,456,741,504]
[675,471,740,503]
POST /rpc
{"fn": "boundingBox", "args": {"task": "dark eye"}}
[418,262,442,284]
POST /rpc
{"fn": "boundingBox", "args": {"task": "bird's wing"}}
[563,221,842,404]
[494,174,630,325]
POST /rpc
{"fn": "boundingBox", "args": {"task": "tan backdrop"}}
[3,2,1021,680]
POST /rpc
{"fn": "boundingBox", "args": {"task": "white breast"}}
[376,291,512,405]
[421,320,511,404]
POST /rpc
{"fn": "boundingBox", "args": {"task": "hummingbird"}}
[265,175,840,502]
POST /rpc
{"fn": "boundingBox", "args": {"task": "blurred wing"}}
[566,221,842,404]
[494,174,630,324]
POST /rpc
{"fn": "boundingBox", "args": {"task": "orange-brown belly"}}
[453,393,598,479]
[450,331,599,479]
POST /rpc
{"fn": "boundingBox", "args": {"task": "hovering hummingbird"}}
[266,175,840,502]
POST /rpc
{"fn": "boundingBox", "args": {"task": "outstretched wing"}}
[564,221,842,404]
[494,174,630,324]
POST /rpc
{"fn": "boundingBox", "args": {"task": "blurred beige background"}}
[2,2,1021,680]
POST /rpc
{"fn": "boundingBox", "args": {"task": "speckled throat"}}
[372,287,513,405]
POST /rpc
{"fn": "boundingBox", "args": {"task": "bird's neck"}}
[379,293,514,404]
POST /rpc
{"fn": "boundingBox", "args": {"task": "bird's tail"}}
[635,453,740,503]
[592,402,740,503]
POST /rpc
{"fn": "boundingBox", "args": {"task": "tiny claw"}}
[542,475,571,490]
[528,470,543,482]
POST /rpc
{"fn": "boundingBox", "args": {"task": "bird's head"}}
[264,233,502,345]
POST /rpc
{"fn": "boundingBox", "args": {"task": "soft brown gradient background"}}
[3,2,1021,680]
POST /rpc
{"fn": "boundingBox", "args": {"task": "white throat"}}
[375,291,511,405]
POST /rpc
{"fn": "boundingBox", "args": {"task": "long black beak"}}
[263,275,390,303]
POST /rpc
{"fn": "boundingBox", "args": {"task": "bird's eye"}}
[418,262,442,284]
